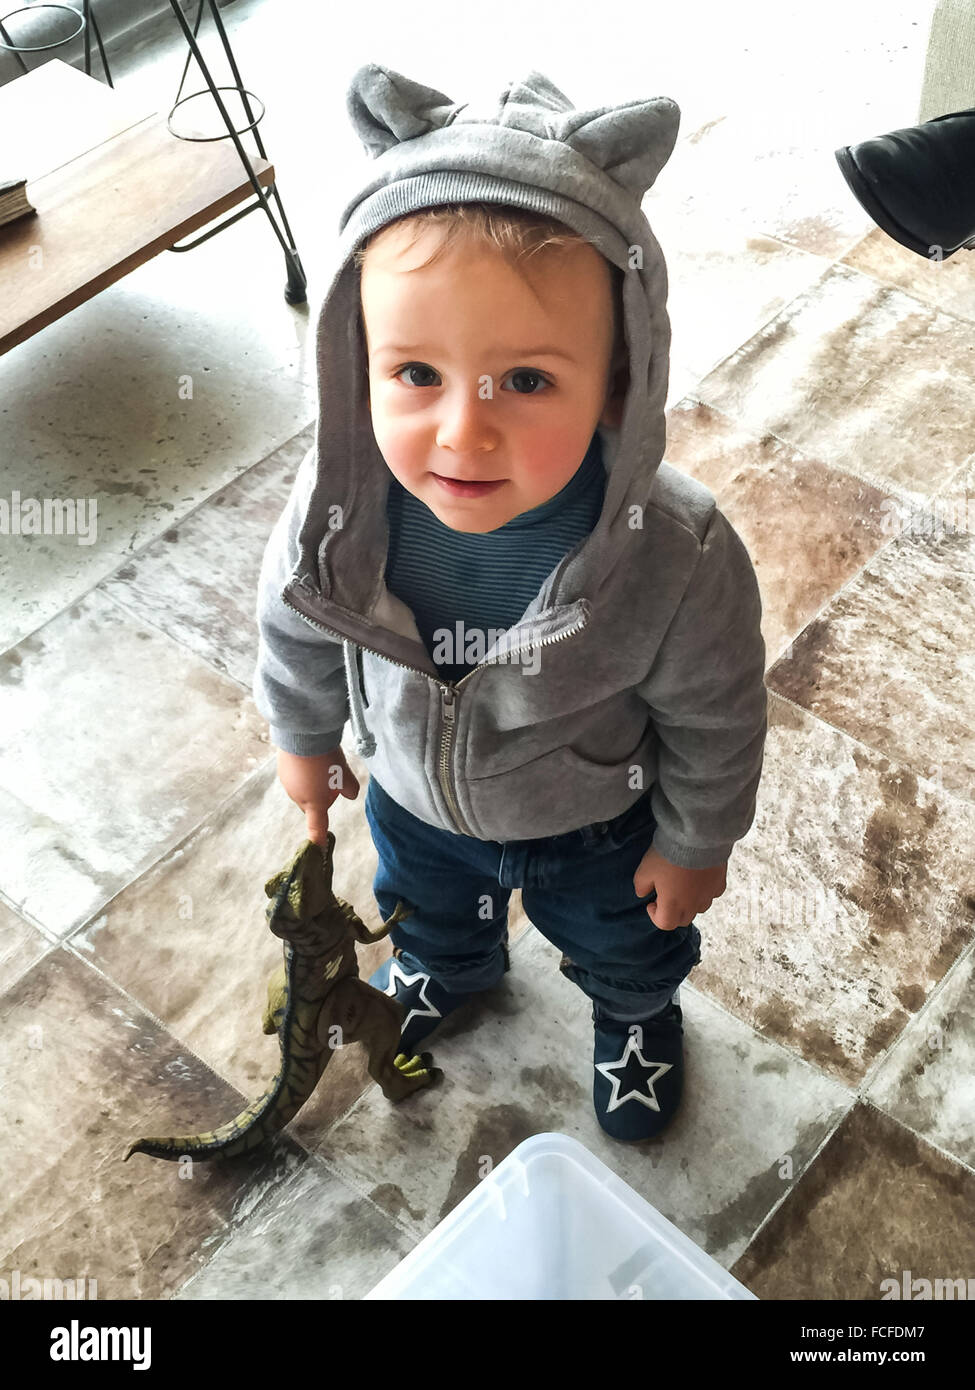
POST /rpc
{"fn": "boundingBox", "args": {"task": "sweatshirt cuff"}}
[270,725,346,757]
[650,828,733,871]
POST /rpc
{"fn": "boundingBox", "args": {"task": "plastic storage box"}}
[364,1132,757,1300]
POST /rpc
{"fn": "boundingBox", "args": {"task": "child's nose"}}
[435,389,498,455]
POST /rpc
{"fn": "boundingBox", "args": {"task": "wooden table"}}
[0,59,274,356]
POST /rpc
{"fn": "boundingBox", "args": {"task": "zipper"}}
[282,589,429,681]
[438,685,464,830]
[436,620,587,833]
[281,588,587,836]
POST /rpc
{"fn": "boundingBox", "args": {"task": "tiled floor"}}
[2,0,973,1300]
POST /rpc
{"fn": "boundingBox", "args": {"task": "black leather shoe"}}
[835,107,975,260]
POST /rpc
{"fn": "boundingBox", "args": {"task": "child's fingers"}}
[646,905,681,931]
[305,808,330,846]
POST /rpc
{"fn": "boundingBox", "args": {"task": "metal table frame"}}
[0,0,307,303]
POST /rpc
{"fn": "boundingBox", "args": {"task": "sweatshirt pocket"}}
[467,723,658,840]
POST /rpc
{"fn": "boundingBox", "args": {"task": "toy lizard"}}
[123,832,441,1162]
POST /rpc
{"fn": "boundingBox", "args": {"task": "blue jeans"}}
[363,775,703,1023]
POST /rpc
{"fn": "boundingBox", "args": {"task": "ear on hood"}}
[346,64,680,202]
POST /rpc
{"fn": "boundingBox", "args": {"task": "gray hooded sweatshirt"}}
[252,64,768,870]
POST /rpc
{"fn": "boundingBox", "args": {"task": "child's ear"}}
[599,394,622,429]
[599,362,629,429]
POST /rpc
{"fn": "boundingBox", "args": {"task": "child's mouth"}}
[432,474,506,498]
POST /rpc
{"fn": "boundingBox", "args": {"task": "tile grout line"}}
[715,932,975,1269]
[0,936,61,1000]
[60,753,279,948]
[679,240,975,524]
[94,582,260,697]
[308,1147,427,1247]
[0,418,316,665]
[730,1102,853,1272]
[854,932,975,1099]
[62,937,255,1110]
[763,683,975,815]
[168,1142,426,1301]
[59,942,339,1243]
[669,254,840,408]
[507,902,972,1142]
[681,386,968,529]
[166,1148,328,1302]
[666,241,837,391]
[680,977,856,1098]
[683,228,975,416]
[0,882,60,945]
[735,1093,975,1282]
[836,246,975,334]
[865,1097,975,1183]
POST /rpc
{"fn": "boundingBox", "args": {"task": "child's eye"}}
[502,369,551,395]
[395,363,440,387]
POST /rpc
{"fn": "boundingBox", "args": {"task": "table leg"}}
[166,0,307,304]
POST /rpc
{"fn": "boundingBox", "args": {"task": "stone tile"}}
[176,1158,415,1300]
[99,424,314,690]
[865,946,975,1171]
[0,230,318,654]
[316,924,852,1274]
[700,692,975,1089]
[0,946,307,1299]
[696,262,975,504]
[842,226,975,323]
[0,897,51,995]
[731,1102,975,1300]
[0,587,267,937]
[646,199,832,407]
[664,400,896,665]
[937,451,975,537]
[766,525,975,802]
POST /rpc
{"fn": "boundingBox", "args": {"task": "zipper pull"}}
[441,685,456,722]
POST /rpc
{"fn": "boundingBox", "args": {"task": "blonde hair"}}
[353,202,627,375]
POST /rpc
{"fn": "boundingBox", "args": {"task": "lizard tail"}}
[122,1046,322,1162]
[124,948,329,1163]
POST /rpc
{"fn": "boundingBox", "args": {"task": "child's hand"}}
[633,846,727,931]
[275,747,361,846]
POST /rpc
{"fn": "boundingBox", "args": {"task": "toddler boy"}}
[253,65,768,1142]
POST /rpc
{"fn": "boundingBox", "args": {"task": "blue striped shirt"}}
[384,432,606,684]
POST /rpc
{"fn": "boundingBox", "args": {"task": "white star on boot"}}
[383,958,443,1034]
[595,1032,673,1113]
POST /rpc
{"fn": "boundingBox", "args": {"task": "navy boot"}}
[592,998,685,1142]
[369,941,509,1059]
